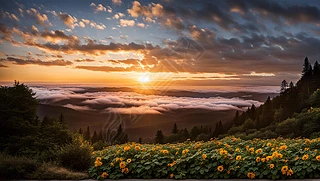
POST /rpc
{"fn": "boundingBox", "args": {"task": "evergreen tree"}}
[84,126,91,140]
[260,97,274,128]
[302,57,313,77]
[172,123,178,134]
[155,130,164,144]
[250,104,256,120]
[313,61,320,75]
[91,131,98,143]
[138,137,142,143]
[79,128,83,135]
[190,126,200,140]
[280,80,288,93]
[289,81,294,88]
[233,111,240,126]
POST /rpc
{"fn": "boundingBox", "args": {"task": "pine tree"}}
[302,57,313,77]
[313,61,320,75]
[79,128,83,135]
[260,97,274,128]
[138,137,142,143]
[289,81,294,88]
[280,80,288,93]
[155,130,164,144]
[91,131,98,143]
[172,123,178,134]
[250,104,256,120]
[84,126,91,140]
[233,111,240,126]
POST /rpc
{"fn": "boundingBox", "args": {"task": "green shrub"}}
[57,135,92,172]
[0,153,39,179]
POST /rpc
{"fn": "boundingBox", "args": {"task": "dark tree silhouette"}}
[281,80,288,93]
[84,126,91,140]
[155,130,164,144]
[172,123,178,134]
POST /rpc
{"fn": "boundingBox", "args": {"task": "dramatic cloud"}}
[59,12,77,29]
[26,8,49,25]
[32,86,264,114]
[0,57,73,66]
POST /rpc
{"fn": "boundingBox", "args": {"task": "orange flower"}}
[316,155,320,161]
[269,164,274,169]
[101,172,108,178]
[121,167,129,174]
[217,165,224,172]
[287,169,294,176]
[256,157,261,162]
[202,154,207,160]
[302,154,308,160]
[119,161,126,169]
[170,173,174,178]
[236,155,241,161]
[247,172,255,179]
[281,166,288,175]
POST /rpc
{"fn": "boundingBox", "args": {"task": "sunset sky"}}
[1,0,320,88]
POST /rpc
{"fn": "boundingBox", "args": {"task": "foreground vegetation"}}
[89,137,320,180]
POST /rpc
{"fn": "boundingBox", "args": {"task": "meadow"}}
[89,137,320,179]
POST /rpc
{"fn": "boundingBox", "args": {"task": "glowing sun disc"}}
[139,75,150,83]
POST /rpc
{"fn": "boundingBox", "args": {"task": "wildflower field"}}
[89,137,320,180]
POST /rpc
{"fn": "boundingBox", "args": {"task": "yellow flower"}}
[142,148,146,152]
[217,165,224,172]
[247,172,255,179]
[110,162,114,167]
[287,168,294,176]
[255,148,262,154]
[267,142,272,147]
[123,146,131,151]
[294,156,299,161]
[316,155,320,161]
[135,146,140,150]
[101,172,108,178]
[121,167,129,174]
[120,161,126,169]
[202,154,207,160]
[281,166,288,175]
[249,147,254,153]
[235,148,240,152]
[95,160,102,167]
[266,156,273,162]
[269,164,274,169]
[302,154,308,160]
[170,173,174,178]
[96,157,102,161]
[261,158,266,162]
[163,150,169,154]
[236,155,241,161]
[182,149,189,155]
[280,145,287,150]
[256,157,261,162]
[127,158,132,163]
[219,149,228,155]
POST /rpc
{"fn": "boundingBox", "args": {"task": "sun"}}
[139,75,150,83]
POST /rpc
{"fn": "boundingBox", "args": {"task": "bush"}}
[0,153,39,179]
[57,135,92,172]
[89,137,320,180]
[31,163,88,179]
